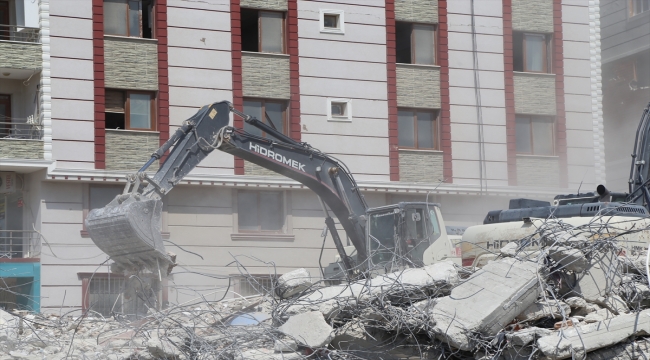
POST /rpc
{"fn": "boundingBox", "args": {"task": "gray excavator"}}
[85,101,461,280]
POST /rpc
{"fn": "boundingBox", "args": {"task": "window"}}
[89,185,122,211]
[0,1,8,41]
[243,99,288,137]
[515,116,554,155]
[630,0,650,16]
[237,190,284,233]
[320,9,344,34]
[327,98,352,121]
[104,0,153,38]
[396,22,436,65]
[0,94,10,138]
[513,32,553,73]
[241,9,285,53]
[105,90,156,130]
[80,274,159,318]
[235,275,278,296]
[398,109,438,149]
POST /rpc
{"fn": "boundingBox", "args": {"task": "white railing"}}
[0,230,40,260]
[0,25,40,43]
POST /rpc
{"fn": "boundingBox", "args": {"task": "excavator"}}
[461,103,650,266]
[85,101,461,280]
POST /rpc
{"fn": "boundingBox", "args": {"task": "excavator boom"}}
[86,101,369,273]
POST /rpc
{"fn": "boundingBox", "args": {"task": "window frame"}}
[232,274,279,297]
[231,189,294,241]
[319,9,345,34]
[236,189,286,234]
[78,272,165,316]
[397,108,440,150]
[516,32,553,74]
[103,0,154,39]
[515,115,556,156]
[629,0,650,17]
[242,98,289,136]
[0,94,11,136]
[239,7,289,55]
[396,22,437,66]
[327,98,352,122]
[105,89,157,131]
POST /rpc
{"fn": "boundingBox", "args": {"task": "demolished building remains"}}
[3,216,650,359]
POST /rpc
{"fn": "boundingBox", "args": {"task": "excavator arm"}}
[86,101,368,274]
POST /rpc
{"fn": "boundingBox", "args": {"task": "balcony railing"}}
[0,231,41,260]
[0,25,40,43]
[0,117,43,140]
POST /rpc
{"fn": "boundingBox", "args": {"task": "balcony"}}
[0,119,44,160]
[0,230,40,260]
[0,25,41,76]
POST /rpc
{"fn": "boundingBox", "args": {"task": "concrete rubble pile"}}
[5,221,650,359]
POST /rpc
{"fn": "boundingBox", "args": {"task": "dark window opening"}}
[513,32,552,73]
[396,22,435,65]
[104,0,154,39]
[323,14,339,29]
[238,191,284,232]
[398,109,438,149]
[515,115,555,155]
[241,8,285,53]
[105,89,156,131]
[243,98,288,138]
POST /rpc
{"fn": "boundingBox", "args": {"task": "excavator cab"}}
[366,202,449,273]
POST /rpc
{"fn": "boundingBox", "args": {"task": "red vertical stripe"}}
[553,0,568,187]
[231,0,244,175]
[385,0,399,181]
[92,0,105,169]
[503,0,517,185]
[157,0,170,157]
[438,0,452,182]
[287,0,301,142]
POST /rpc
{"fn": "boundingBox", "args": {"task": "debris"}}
[537,308,650,359]
[517,299,570,321]
[429,258,541,350]
[275,268,312,299]
[548,246,588,272]
[278,311,333,348]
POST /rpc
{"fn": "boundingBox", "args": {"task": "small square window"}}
[327,98,352,121]
[320,9,344,34]
[323,14,339,29]
[331,102,346,117]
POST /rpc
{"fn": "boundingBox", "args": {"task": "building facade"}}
[601,0,650,191]
[0,0,601,313]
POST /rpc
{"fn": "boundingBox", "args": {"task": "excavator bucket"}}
[86,194,173,272]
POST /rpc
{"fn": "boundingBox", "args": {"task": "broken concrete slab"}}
[586,338,650,360]
[537,308,650,360]
[429,258,541,351]
[275,268,312,299]
[548,246,588,272]
[236,349,302,360]
[583,308,615,323]
[565,250,623,302]
[517,299,570,321]
[278,311,333,348]
[505,327,553,347]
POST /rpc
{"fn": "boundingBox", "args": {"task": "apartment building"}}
[601,0,650,191]
[0,0,601,314]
